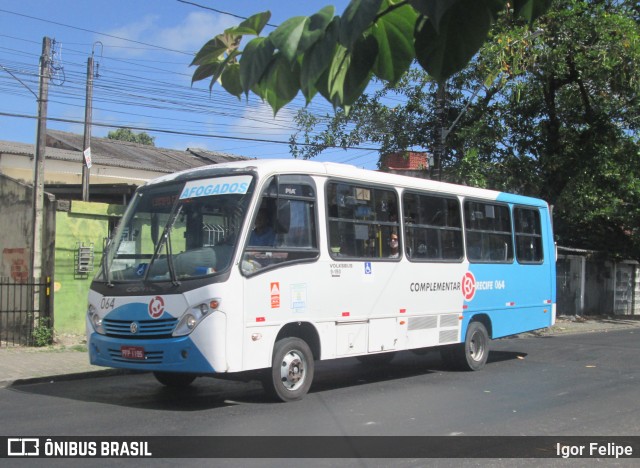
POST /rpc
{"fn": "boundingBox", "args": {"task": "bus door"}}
[240,175,320,368]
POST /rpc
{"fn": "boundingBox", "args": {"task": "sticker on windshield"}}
[180,175,251,199]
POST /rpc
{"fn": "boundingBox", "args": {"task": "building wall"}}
[381,151,429,170]
[0,176,33,280]
[1,154,166,185]
[54,201,124,334]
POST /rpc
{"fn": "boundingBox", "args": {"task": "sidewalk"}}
[1,316,639,388]
[0,334,128,389]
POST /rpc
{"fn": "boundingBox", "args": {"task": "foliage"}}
[33,317,54,347]
[191,0,552,114]
[291,0,640,257]
[106,128,156,146]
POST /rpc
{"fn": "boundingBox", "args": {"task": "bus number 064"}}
[100,297,116,310]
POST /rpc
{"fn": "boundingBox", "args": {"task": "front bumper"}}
[88,333,216,374]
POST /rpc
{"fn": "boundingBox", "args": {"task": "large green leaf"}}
[513,0,553,24]
[220,63,243,98]
[270,16,308,62]
[372,2,418,84]
[239,37,275,95]
[327,35,378,108]
[301,18,339,102]
[327,45,351,107]
[208,49,240,90]
[225,11,272,36]
[191,37,228,66]
[299,6,335,52]
[409,0,460,33]
[415,0,504,82]
[344,35,378,105]
[262,54,301,115]
[191,61,222,84]
[339,0,383,49]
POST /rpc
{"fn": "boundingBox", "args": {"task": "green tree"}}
[191,0,552,114]
[106,128,156,146]
[292,0,640,257]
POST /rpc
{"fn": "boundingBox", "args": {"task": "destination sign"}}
[179,175,252,199]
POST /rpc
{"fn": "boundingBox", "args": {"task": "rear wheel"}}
[440,321,490,371]
[263,337,314,402]
[153,371,196,388]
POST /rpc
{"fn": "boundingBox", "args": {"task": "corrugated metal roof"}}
[0,139,82,161]
[0,130,252,173]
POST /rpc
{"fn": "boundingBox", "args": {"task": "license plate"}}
[121,345,145,360]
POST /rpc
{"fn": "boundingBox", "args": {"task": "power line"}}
[0,8,194,56]
[0,111,384,152]
[0,10,380,163]
[176,0,279,28]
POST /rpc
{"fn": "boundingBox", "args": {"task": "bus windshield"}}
[95,174,254,283]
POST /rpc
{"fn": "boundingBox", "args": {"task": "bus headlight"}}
[173,298,221,336]
[88,304,105,335]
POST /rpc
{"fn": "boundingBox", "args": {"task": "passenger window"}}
[327,182,400,260]
[403,192,463,262]
[242,175,319,275]
[464,201,514,263]
[514,207,543,263]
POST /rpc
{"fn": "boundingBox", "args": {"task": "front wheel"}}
[263,337,314,402]
[440,321,490,371]
[153,371,196,388]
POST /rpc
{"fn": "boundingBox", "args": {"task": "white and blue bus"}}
[87,160,556,401]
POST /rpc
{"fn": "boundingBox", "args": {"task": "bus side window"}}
[327,181,400,260]
[464,201,513,263]
[242,175,319,275]
[514,207,543,263]
[403,192,463,262]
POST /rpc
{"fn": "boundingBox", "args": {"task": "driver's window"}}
[242,175,318,275]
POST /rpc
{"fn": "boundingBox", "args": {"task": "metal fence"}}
[557,247,639,316]
[0,277,52,347]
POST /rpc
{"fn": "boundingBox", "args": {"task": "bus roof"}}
[146,159,548,208]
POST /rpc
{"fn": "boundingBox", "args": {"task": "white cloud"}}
[155,12,234,52]
[102,12,237,57]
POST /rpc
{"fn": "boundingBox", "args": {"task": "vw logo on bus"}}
[130,322,139,334]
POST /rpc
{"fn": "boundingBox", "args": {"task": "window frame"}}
[241,174,320,276]
[463,199,515,264]
[513,205,544,265]
[325,179,401,261]
[402,190,464,263]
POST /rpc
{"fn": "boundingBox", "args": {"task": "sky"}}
[0,0,384,169]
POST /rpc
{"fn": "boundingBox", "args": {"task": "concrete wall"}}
[0,176,33,280]
[1,153,165,185]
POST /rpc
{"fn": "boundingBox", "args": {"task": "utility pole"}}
[31,36,51,285]
[81,54,94,201]
[432,81,447,181]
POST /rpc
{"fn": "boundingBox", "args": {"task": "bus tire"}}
[263,337,314,402]
[153,371,196,388]
[441,321,490,371]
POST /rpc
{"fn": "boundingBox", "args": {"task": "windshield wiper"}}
[165,215,180,286]
[101,239,114,287]
[145,203,183,286]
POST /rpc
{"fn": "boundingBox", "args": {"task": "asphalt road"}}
[2,329,639,465]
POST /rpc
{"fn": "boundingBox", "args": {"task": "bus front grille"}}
[103,317,178,338]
